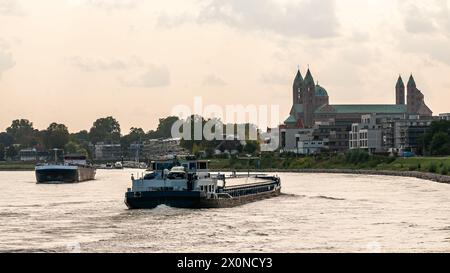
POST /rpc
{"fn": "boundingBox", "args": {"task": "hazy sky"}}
[1,0,450,133]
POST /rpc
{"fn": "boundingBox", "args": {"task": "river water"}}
[1,170,450,253]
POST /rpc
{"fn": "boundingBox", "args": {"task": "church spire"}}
[396,75,404,88]
[396,75,405,105]
[407,74,416,87]
[293,68,303,85]
[292,68,303,105]
[304,68,314,85]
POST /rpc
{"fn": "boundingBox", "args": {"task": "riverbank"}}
[211,168,450,184]
[209,155,450,184]
[0,162,35,171]
[2,156,450,184]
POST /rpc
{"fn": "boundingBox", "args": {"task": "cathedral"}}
[283,68,433,129]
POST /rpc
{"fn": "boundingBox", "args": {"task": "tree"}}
[6,119,40,147]
[243,141,259,155]
[43,123,70,149]
[120,127,146,158]
[421,120,450,156]
[147,116,180,139]
[70,130,90,143]
[129,127,146,140]
[64,141,88,157]
[89,116,121,144]
[0,143,4,161]
[5,145,17,160]
[0,132,13,147]
[430,132,450,156]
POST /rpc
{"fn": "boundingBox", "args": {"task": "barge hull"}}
[36,169,78,183]
[36,167,96,183]
[125,188,281,209]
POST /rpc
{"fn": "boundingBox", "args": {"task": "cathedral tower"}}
[293,69,303,104]
[407,74,418,114]
[407,74,432,116]
[396,75,405,105]
[303,68,316,127]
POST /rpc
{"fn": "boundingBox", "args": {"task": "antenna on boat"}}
[53,148,58,164]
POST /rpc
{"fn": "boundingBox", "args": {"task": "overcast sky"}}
[1,0,450,133]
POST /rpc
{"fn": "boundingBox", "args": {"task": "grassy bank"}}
[2,154,450,176]
[0,161,35,171]
[209,153,450,176]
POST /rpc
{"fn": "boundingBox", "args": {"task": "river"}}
[1,170,450,252]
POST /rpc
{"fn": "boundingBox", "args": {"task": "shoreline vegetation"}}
[208,153,450,184]
[1,117,450,184]
[3,154,450,184]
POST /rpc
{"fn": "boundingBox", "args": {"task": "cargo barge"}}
[35,154,96,184]
[124,157,281,209]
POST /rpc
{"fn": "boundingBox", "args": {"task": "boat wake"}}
[311,195,346,201]
[279,193,307,198]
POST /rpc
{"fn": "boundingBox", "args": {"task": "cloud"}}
[69,56,170,88]
[69,56,129,71]
[404,16,437,34]
[396,0,450,64]
[160,0,339,39]
[120,64,171,88]
[403,5,437,34]
[399,0,450,35]
[157,13,193,28]
[0,51,15,78]
[203,74,227,86]
[399,35,450,65]
[0,0,25,16]
[339,46,375,66]
[69,0,138,10]
[351,31,370,43]
[261,72,291,85]
[0,40,15,78]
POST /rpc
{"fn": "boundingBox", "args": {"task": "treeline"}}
[177,115,259,157]
[0,116,178,161]
[0,115,260,161]
[419,120,450,156]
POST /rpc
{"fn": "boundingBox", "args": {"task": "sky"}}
[1,0,450,133]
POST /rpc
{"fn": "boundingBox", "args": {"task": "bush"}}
[441,166,449,176]
[386,156,397,164]
[428,163,437,173]
[346,149,370,165]
[409,165,417,171]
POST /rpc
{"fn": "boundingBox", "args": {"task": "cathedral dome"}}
[315,84,328,97]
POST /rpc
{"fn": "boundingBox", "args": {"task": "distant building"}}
[350,114,434,154]
[128,143,144,161]
[280,121,350,154]
[439,113,450,121]
[349,115,384,154]
[19,148,49,162]
[297,140,326,155]
[279,128,314,153]
[214,135,243,155]
[384,115,433,154]
[94,143,122,161]
[19,148,38,162]
[312,121,349,152]
[143,138,186,159]
[281,68,433,152]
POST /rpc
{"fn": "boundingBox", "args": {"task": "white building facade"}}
[349,114,384,154]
